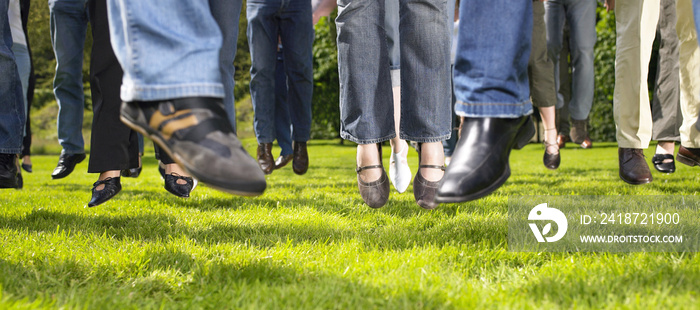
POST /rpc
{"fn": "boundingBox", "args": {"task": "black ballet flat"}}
[88,177,122,207]
[164,173,196,198]
[21,163,32,173]
[652,153,675,173]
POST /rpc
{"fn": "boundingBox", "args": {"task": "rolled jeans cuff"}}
[454,100,533,118]
[120,83,225,102]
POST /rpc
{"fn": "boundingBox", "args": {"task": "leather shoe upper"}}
[618,148,652,185]
[274,154,293,169]
[88,177,121,207]
[52,153,86,179]
[257,143,274,174]
[0,154,20,188]
[436,116,534,203]
[652,153,675,173]
[677,146,700,167]
[292,141,309,175]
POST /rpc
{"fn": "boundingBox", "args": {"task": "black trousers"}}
[87,0,138,173]
[87,0,175,173]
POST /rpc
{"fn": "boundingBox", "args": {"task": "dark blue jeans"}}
[247,0,314,144]
[49,0,89,154]
[0,0,25,154]
[274,48,293,156]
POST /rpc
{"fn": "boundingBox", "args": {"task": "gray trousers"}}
[651,0,682,142]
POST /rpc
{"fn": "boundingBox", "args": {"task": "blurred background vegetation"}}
[23,3,661,154]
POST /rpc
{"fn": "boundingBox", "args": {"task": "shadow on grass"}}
[0,205,504,251]
[0,253,457,309]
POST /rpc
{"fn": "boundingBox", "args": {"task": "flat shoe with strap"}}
[356,143,390,208]
[88,177,121,207]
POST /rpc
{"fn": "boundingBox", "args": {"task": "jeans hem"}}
[120,83,225,102]
[401,133,451,144]
[454,100,533,118]
[0,149,21,154]
[340,132,395,145]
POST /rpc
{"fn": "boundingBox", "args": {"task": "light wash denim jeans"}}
[336,0,451,144]
[247,0,314,144]
[274,48,293,156]
[49,0,88,154]
[106,0,242,129]
[0,0,25,154]
[453,0,533,118]
[694,0,700,40]
[545,0,596,121]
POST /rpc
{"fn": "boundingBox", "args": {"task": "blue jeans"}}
[336,0,451,144]
[694,0,700,38]
[274,48,293,156]
[545,0,596,121]
[107,0,241,128]
[453,0,533,118]
[12,43,30,135]
[209,0,242,129]
[247,0,314,144]
[0,0,25,154]
[49,0,88,154]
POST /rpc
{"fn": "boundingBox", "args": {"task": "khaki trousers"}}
[613,0,660,148]
[677,0,700,148]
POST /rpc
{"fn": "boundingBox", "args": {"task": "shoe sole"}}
[619,174,652,185]
[120,114,264,197]
[435,165,511,203]
[677,154,699,167]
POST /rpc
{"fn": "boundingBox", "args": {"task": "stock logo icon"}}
[528,203,568,242]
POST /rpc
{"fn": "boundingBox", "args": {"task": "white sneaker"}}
[389,141,412,193]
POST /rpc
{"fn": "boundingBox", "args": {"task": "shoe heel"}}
[677,154,698,167]
[513,116,535,150]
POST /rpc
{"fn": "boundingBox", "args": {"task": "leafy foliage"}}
[590,7,617,142]
[310,13,341,139]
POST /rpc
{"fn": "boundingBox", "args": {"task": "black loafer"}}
[652,154,675,173]
[436,115,535,203]
[164,173,196,198]
[52,152,86,179]
[88,177,121,207]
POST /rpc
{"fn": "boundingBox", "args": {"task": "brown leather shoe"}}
[556,134,569,149]
[677,145,700,167]
[274,154,293,169]
[580,136,593,149]
[569,119,588,144]
[618,148,652,185]
[257,143,274,174]
[292,141,308,175]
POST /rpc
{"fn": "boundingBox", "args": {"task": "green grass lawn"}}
[1,140,699,309]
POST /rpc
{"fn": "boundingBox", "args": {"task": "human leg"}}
[437,0,534,203]
[530,1,559,169]
[613,0,659,184]
[0,0,25,188]
[49,0,87,156]
[279,0,314,175]
[336,0,392,207]
[107,0,266,195]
